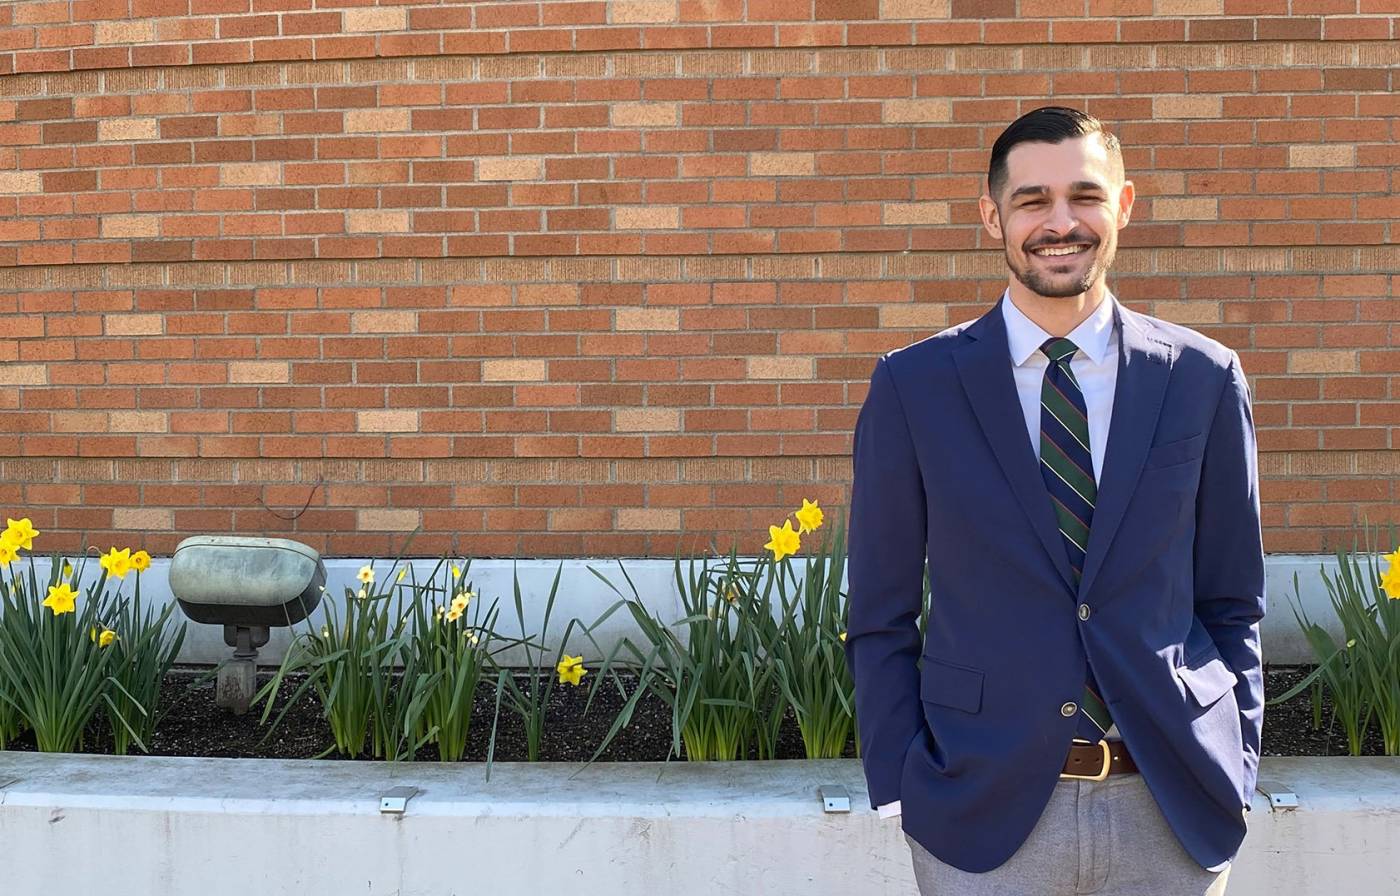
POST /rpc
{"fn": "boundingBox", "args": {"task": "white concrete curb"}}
[0,752,1395,894]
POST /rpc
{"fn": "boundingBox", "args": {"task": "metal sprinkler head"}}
[168,535,325,715]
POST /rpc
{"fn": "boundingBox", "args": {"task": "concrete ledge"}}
[0,752,1396,894]
[17,554,1356,666]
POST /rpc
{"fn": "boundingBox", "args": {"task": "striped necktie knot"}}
[1040,337,1079,366]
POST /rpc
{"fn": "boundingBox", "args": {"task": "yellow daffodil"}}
[42,582,78,616]
[1380,548,1400,600]
[764,518,801,563]
[90,627,118,648]
[451,565,460,580]
[357,565,375,584]
[794,498,824,534]
[62,562,73,578]
[0,542,15,567]
[724,583,739,603]
[130,550,150,572]
[556,654,587,686]
[839,631,847,642]
[99,547,132,579]
[4,517,39,551]
[450,593,470,616]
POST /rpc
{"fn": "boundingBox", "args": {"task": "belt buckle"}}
[1060,738,1112,782]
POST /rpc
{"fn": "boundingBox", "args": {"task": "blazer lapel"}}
[952,295,1078,595]
[1076,300,1175,603]
[952,295,1177,603]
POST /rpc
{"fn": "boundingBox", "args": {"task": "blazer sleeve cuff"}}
[877,800,903,819]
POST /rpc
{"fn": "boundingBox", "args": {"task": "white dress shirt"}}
[876,289,1122,820]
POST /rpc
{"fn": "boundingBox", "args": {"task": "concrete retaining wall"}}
[14,553,1353,667]
[0,752,1395,895]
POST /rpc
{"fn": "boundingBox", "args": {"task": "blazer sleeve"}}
[1192,349,1266,810]
[843,354,928,810]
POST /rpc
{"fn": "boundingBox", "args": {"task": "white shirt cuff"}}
[876,800,902,819]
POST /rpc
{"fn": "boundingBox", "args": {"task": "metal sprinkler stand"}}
[168,535,326,715]
[220,622,271,714]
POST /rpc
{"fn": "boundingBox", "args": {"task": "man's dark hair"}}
[986,106,1123,202]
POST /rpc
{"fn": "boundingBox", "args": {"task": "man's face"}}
[979,133,1134,299]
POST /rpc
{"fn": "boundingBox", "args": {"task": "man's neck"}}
[1005,282,1108,338]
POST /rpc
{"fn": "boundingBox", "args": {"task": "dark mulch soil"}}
[1258,665,1386,757]
[2,664,1387,760]
[3,665,826,762]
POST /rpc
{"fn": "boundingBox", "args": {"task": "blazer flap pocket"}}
[1144,432,1206,470]
[1176,654,1238,707]
[920,656,984,714]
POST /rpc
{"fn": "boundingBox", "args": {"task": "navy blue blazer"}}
[843,294,1264,874]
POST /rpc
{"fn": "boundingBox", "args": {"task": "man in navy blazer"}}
[843,107,1264,894]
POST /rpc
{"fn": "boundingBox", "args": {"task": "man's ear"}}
[1117,179,1135,229]
[979,193,1003,241]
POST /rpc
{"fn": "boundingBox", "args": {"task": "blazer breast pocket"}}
[1142,431,1206,472]
[920,656,985,714]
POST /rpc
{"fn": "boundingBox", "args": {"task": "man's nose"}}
[1042,198,1079,236]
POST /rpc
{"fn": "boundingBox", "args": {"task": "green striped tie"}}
[1039,337,1112,742]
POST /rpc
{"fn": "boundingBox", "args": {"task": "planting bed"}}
[1,664,1384,761]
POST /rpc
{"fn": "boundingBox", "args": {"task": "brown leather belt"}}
[1060,738,1138,780]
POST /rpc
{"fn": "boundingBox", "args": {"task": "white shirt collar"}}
[1001,288,1117,367]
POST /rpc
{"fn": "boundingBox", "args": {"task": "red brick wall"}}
[0,2,1396,558]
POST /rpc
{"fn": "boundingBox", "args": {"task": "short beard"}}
[1008,241,1112,299]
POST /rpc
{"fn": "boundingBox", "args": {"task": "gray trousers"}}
[904,772,1232,895]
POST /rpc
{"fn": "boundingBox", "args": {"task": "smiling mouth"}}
[1030,244,1092,260]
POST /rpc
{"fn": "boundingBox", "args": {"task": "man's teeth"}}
[1033,245,1087,256]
